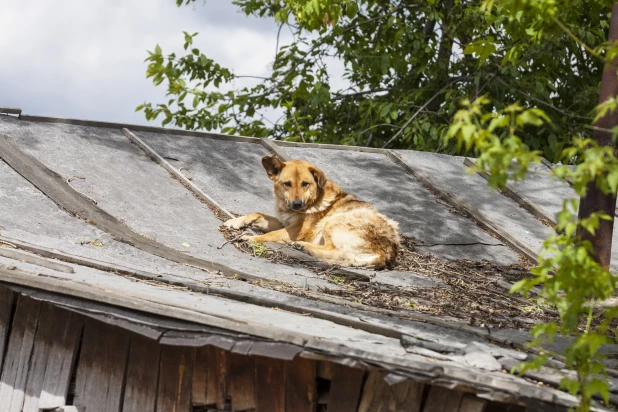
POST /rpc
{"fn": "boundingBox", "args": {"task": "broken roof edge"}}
[0,107,22,116]
[0,271,589,410]
[18,113,261,144]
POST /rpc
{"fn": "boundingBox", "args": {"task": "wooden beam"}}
[463,158,556,226]
[122,334,161,412]
[156,345,194,412]
[0,295,41,412]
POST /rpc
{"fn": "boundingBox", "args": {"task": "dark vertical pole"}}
[577,4,618,268]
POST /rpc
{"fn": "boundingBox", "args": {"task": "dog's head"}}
[262,155,327,212]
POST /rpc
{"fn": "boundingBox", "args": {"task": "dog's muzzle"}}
[290,200,303,210]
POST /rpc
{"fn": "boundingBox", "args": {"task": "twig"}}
[496,78,593,121]
[65,176,98,205]
[382,77,468,148]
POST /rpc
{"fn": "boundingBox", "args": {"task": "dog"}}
[224,156,400,269]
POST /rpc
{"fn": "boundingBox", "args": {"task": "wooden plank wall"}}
[0,288,528,412]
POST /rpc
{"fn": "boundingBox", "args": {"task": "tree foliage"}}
[141,1,618,409]
[139,0,607,160]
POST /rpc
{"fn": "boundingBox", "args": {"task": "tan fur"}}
[224,156,400,269]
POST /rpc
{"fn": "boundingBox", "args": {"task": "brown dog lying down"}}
[224,156,400,270]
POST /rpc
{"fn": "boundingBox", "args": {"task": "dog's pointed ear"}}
[262,156,285,181]
[309,167,327,189]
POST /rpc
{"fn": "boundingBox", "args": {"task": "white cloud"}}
[0,0,282,125]
[0,0,351,133]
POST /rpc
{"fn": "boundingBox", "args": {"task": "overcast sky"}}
[0,1,295,126]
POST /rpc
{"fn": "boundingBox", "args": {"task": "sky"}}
[0,0,297,126]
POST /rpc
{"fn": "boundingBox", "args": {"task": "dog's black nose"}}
[291,200,303,210]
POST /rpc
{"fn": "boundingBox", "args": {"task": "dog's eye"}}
[301,181,310,188]
[283,181,292,188]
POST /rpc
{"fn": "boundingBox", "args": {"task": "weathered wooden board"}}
[22,303,60,412]
[458,395,488,412]
[0,248,74,273]
[422,385,464,411]
[0,295,41,412]
[0,286,15,372]
[229,352,256,411]
[286,356,316,412]
[205,345,229,407]
[73,320,130,412]
[327,364,365,412]
[357,371,425,412]
[390,379,425,412]
[255,356,286,412]
[122,334,161,412]
[357,371,392,412]
[156,345,195,412]
[192,345,209,406]
[37,307,83,409]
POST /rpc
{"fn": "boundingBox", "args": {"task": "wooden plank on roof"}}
[122,334,161,412]
[22,303,60,412]
[229,352,255,411]
[285,356,316,412]
[0,286,15,372]
[37,308,83,410]
[255,356,285,412]
[327,364,365,412]
[73,320,130,412]
[0,248,74,273]
[422,385,464,411]
[0,295,41,412]
[205,345,229,407]
[156,345,195,412]
[0,108,21,115]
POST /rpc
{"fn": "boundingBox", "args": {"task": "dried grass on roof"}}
[219,224,557,331]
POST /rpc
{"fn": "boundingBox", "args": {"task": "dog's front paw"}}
[224,216,248,230]
[289,241,305,252]
[241,234,258,242]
